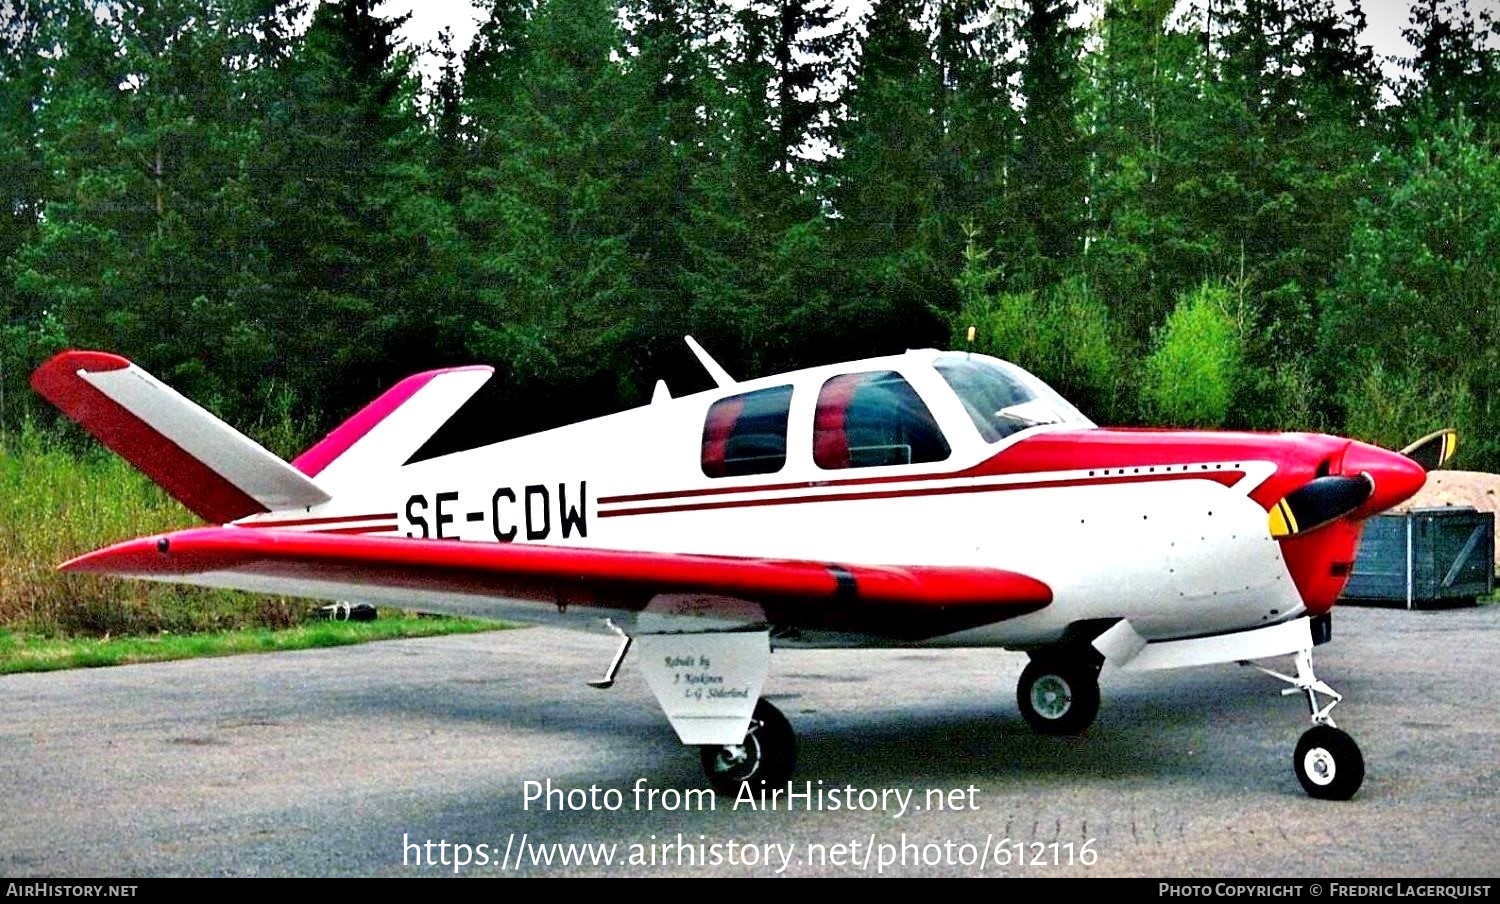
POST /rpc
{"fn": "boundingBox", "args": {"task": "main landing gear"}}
[1016,654,1101,735]
[628,627,787,796]
[1250,648,1364,800]
[699,698,797,795]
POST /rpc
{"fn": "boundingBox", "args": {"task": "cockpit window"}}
[702,385,793,477]
[814,371,949,469]
[934,354,1090,442]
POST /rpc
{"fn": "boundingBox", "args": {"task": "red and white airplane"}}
[32,341,1455,800]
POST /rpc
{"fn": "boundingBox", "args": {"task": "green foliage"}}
[1012,0,1087,277]
[1140,284,1245,427]
[0,616,506,675]
[1341,362,1473,459]
[1323,115,1500,465]
[0,425,264,635]
[459,0,639,390]
[954,225,1129,422]
[1399,0,1500,133]
[3,0,1500,546]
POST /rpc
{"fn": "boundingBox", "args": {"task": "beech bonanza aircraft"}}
[33,341,1456,800]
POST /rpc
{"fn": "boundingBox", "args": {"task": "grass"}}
[1,426,516,673]
[0,615,509,675]
[1,424,338,636]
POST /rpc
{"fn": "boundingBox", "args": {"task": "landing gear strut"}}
[699,698,796,795]
[1250,648,1364,800]
[1016,656,1101,735]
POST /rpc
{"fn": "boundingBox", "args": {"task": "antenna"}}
[684,335,735,388]
[966,325,976,358]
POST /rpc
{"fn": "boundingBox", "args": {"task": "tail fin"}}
[33,352,495,523]
[290,364,493,491]
[32,350,332,523]
[295,361,495,491]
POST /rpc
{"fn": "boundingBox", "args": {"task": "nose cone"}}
[1343,441,1427,516]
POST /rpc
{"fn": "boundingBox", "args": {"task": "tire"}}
[1294,724,1364,800]
[1017,658,1100,736]
[700,698,796,796]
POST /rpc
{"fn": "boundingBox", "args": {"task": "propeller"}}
[1268,475,1375,538]
[1399,428,1459,471]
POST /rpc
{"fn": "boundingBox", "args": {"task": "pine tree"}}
[615,0,721,385]
[822,0,947,358]
[460,0,636,398]
[1081,0,1198,337]
[432,26,466,206]
[931,0,1015,254]
[0,1,47,270]
[771,0,845,173]
[1400,0,1500,133]
[1323,117,1500,466]
[1012,0,1087,282]
[0,0,61,429]
[14,0,275,417]
[249,0,450,418]
[1207,0,1382,351]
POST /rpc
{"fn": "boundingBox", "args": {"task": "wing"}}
[63,528,1052,640]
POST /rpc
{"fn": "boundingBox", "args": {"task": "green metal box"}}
[1342,507,1494,608]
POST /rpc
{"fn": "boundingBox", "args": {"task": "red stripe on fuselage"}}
[600,428,1343,512]
[599,469,1245,518]
[970,429,1349,511]
[240,513,399,529]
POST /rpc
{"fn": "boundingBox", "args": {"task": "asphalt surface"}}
[2,604,1497,877]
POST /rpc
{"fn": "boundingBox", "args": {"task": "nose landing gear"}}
[1249,647,1364,800]
[1294,725,1363,800]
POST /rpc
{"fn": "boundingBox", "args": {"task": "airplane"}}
[31,340,1456,801]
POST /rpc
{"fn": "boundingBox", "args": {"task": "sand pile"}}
[1393,469,1500,514]
[1390,469,1500,571]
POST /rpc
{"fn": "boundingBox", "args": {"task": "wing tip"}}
[57,536,159,575]
[56,531,235,576]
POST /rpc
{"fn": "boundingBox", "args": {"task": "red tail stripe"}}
[292,366,491,477]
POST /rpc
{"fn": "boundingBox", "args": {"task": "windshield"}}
[933,353,1093,442]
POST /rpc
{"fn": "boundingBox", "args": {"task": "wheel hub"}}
[1302,747,1336,786]
[1031,674,1073,720]
[711,744,749,773]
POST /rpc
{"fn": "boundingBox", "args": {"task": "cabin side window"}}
[701,385,794,478]
[813,371,950,470]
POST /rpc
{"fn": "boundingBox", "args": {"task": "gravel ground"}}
[1,603,1496,877]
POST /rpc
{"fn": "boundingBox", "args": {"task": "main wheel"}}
[1294,724,1364,800]
[700,698,796,796]
[1017,658,1100,736]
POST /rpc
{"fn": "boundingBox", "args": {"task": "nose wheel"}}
[1294,724,1364,800]
[699,698,796,795]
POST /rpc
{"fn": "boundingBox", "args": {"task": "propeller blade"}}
[1269,474,1375,538]
[1400,429,1459,471]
